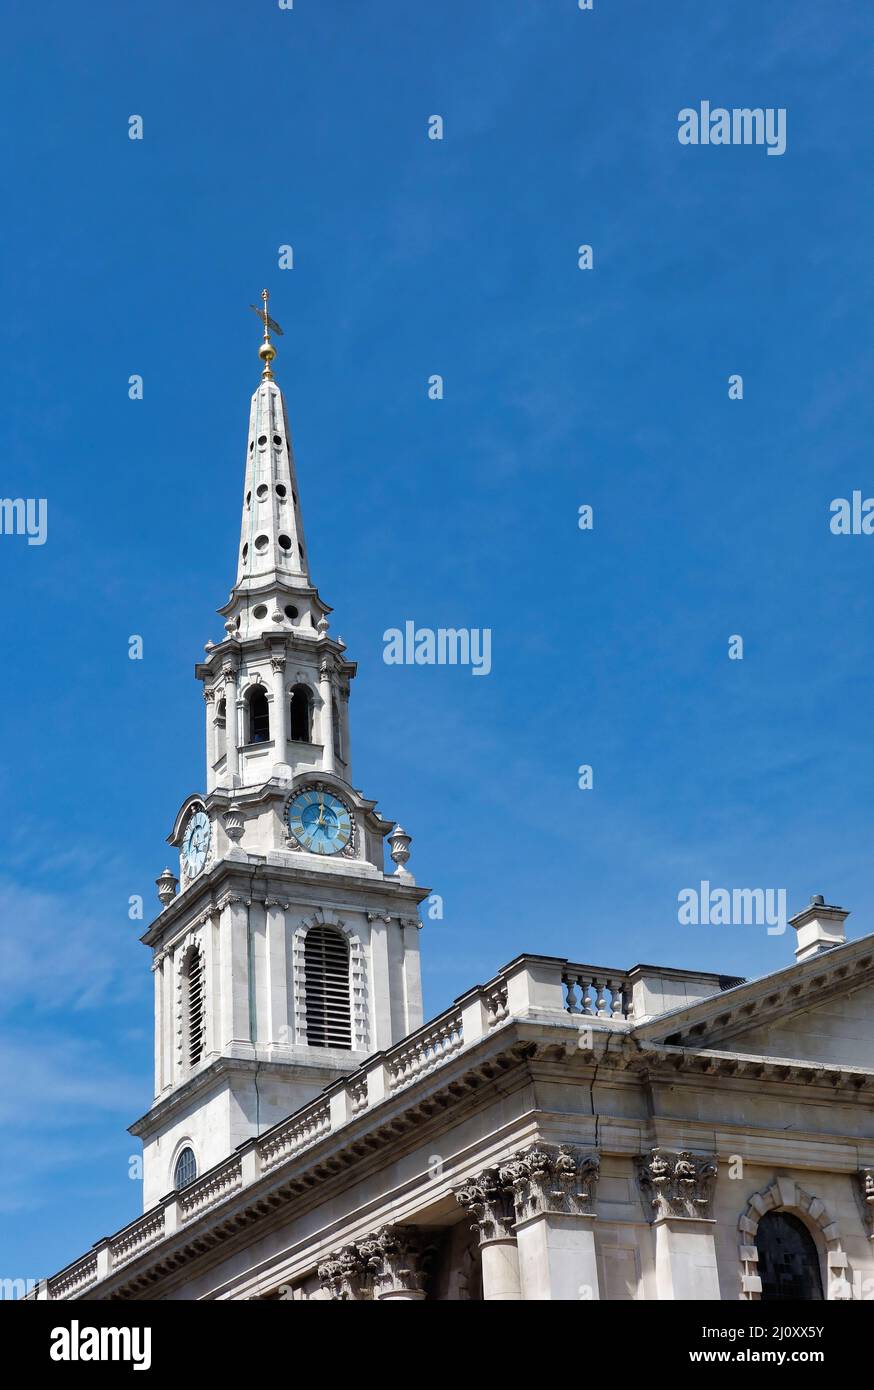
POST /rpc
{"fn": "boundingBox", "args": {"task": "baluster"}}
[607,978,623,1019]
[595,975,608,1017]
[582,977,594,1015]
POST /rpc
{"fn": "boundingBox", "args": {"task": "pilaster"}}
[636,1148,720,1300]
[504,1144,601,1301]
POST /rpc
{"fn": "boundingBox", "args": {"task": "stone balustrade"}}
[178,1154,244,1221]
[47,1253,99,1300]
[259,1100,332,1173]
[108,1208,166,1270]
[40,952,636,1298]
[387,1009,463,1092]
[562,963,634,1020]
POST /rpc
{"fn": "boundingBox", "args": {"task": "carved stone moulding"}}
[317,1225,433,1300]
[636,1147,718,1221]
[856,1167,874,1236]
[453,1144,601,1242]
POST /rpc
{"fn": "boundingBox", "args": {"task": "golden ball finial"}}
[259,340,276,379]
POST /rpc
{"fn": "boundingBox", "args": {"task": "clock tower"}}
[131,295,428,1210]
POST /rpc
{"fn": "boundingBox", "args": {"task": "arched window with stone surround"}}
[289,684,312,743]
[246,684,270,744]
[755,1212,824,1300]
[174,1146,197,1190]
[304,925,352,1049]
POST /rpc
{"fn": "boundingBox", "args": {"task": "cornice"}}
[632,932,874,1049]
[628,1038,874,1095]
[142,852,429,945]
[128,1054,366,1140]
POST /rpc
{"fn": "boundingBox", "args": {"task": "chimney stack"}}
[789,895,848,963]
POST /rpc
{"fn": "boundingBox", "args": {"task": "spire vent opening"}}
[254,535,269,552]
[273,434,282,446]
[278,534,292,551]
[257,434,268,447]
[276,485,287,500]
[256,484,269,501]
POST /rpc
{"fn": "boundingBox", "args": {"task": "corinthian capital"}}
[452,1167,516,1245]
[502,1143,600,1221]
[636,1148,718,1220]
[360,1226,430,1297]
[316,1244,369,1301]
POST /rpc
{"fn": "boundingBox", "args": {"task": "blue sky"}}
[2,0,874,1283]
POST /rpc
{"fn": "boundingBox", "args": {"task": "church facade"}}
[36,307,874,1302]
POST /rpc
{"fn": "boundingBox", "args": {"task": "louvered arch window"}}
[174,1146,197,1190]
[304,925,352,1049]
[186,945,205,1067]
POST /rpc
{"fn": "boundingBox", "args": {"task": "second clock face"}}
[182,809,211,877]
[287,788,352,856]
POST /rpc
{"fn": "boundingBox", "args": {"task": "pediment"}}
[635,934,874,1070]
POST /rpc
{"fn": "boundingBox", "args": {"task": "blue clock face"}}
[182,810,211,877]
[288,788,352,856]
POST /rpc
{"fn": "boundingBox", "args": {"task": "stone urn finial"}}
[156,868,178,907]
[388,825,412,875]
[222,804,245,843]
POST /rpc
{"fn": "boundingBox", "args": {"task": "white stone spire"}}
[217,291,328,641]
[235,376,310,591]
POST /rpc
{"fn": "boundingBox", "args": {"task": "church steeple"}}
[136,296,428,1212]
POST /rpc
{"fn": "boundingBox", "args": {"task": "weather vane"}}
[249,288,283,379]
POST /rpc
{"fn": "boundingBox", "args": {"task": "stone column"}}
[636,1148,720,1300]
[204,686,216,792]
[270,653,287,769]
[222,661,240,784]
[453,1168,521,1300]
[505,1144,601,1301]
[319,661,335,774]
[364,1227,430,1301]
